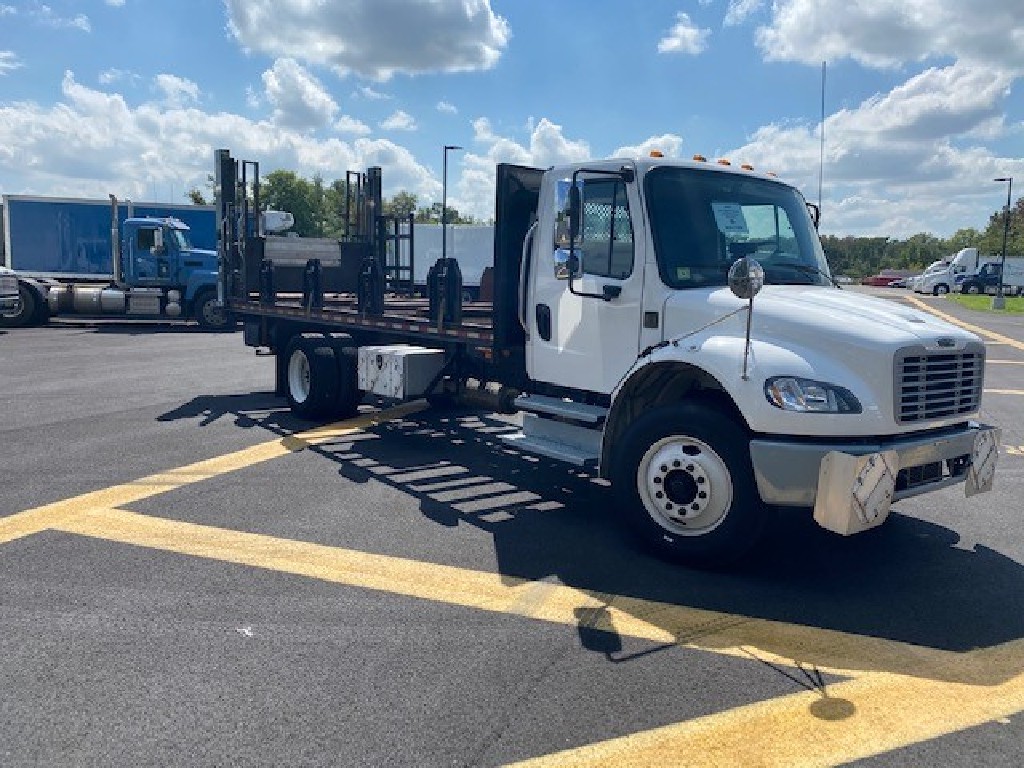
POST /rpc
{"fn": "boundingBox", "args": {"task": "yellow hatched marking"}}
[0,402,425,545]
[510,653,1024,768]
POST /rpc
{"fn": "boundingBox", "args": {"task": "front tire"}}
[612,402,767,567]
[0,284,41,328]
[284,334,340,420]
[193,289,232,331]
[933,284,949,296]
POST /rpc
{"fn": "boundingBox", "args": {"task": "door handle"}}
[535,304,552,341]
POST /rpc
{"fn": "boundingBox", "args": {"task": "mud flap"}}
[813,450,899,536]
[965,427,999,497]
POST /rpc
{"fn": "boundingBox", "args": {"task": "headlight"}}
[764,377,862,413]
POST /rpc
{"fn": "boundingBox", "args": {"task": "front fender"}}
[183,270,218,303]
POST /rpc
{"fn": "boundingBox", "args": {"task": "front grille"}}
[894,343,985,423]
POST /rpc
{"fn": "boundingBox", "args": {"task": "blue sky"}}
[0,0,1021,237]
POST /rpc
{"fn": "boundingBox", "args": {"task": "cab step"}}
[500,412,601,468]
[513,393,607,426]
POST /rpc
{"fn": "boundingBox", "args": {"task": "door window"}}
[553,178,634,280]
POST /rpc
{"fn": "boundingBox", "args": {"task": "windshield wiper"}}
[773,263,842,289]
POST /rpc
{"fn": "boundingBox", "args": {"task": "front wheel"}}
[612,402,768,567]
[965,283,981,295]
[933,284,949,296]
[193,289,232,331]
[0,284,42,328]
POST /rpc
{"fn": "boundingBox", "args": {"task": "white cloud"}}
[725,61,1024,236]
[262,58,338,129]
[0,71,441,211]
[612,134,685,160]
[99,68,140,86]
[106,0,126,6]
[724,0,763,26]
[457,117,591,220]
[436,100,457,114]
[380,110,416,131]
[34,5,90,32]
[657,12,710,55]
[225,0,509,80]
[353,86,390,100]
[0,50,22,75]
[755,0,1024,71]
[155,74,199,107]
[335,115,371,135]
[0,6,16,16]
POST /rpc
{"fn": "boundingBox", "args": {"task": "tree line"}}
[821,196,1022,278]
[188,170,480,239]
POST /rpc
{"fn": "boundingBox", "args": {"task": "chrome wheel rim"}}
[636,436,733,536]
[288,349,311,404]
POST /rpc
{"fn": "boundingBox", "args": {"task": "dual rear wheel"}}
[284,333,362,420]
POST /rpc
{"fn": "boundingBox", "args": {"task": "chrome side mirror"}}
[728,257,764,300]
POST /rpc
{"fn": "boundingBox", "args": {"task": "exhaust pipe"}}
[109,194,125,289]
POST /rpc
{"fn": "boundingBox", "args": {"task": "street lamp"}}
[993,176,1013,310]
[442,145,463,263]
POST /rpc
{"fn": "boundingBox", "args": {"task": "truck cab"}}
[514,156,996,562]
[120,217,217,295]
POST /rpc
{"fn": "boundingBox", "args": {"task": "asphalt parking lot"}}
[2,292,1023,767]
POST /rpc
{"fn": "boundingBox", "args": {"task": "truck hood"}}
[664,285,977,352]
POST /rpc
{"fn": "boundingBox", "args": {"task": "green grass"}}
[946,293,1024,313]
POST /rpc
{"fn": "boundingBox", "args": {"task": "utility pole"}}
[993,177,1012,310]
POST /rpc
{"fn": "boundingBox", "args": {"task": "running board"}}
[499,412,601,468]
[514,394,607,425]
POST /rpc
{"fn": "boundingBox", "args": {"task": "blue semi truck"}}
[0,194,229,329]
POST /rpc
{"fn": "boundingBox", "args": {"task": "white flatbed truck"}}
[215,148,999,567]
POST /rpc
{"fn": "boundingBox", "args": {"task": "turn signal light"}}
[717,158,731,166]
[649,150,664,158]
[692,154,707,162]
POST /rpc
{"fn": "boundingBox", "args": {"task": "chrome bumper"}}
[750,423,1000,535]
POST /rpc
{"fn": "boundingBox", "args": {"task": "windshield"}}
[169,228,193,250]
[644,166,831,289]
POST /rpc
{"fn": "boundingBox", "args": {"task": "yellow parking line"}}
[988,360,1024,365]
[47,506,1012,686]
[0,403,425,545]
[510,655,1024,768]
[903,296,1024,351]
[986,389,1024,396]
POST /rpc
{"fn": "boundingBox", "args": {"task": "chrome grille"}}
[895,343,985,423]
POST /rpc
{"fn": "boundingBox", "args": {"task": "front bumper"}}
[0,295,21,317]
[750,423,1000,534]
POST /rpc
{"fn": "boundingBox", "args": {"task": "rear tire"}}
[965,283,981,295]
[284,333,339,420]
[612,402,767,568]
[326,333,362,419]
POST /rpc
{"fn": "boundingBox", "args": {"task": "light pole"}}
[993,176,1013,310]
[442,145,463,263]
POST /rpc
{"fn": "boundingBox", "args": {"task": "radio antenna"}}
[818,60,826,212]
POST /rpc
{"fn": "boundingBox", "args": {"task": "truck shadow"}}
[160,395,1024,685]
